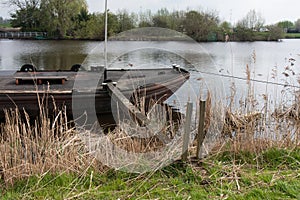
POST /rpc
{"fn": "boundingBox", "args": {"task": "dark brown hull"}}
[0,67,189,125]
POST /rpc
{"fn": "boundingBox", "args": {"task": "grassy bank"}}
[0,100,300,199]
[285,33,300,39]
[1,147,299,199]
[0,24,11,28]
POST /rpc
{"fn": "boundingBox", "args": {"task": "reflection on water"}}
[107,48,194,69]
[0,39,98,70]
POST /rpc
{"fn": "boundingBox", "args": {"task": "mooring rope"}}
[196,70,300,89]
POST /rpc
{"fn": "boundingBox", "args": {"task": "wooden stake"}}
[197,100,206,159]
[182,102,193,161]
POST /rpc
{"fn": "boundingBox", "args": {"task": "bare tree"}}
[238,9,265,31]
[4,0,40,10]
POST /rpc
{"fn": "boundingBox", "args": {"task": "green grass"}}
[0,23,11,28]
[285,33,300,39]
[1,147,299,199]
[253,32,270,41]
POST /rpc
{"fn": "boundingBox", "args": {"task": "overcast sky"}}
[1,0,299,24]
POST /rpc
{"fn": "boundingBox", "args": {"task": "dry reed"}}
[0,105,104,186]
[213,58,300,154]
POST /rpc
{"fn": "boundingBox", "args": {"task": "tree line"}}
[277,19,300,33]
[2,0,294,41]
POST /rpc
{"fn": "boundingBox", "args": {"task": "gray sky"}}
[1,0,299,24]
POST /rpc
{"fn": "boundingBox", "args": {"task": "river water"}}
[1,39,300,111]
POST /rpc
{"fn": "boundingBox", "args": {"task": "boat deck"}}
[0,67,189,94]
[0,71,78,94]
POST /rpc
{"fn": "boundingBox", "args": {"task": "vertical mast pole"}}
[104,0,108,69]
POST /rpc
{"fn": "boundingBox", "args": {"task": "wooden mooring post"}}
[196,100,206,159]
[182,102,193,161]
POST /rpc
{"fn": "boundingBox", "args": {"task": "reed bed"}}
[0,106,105,185]
[214,55,300,154]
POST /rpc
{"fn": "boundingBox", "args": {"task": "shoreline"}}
[0,37,296,42]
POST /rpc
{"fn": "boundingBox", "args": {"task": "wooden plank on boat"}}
[106,82,150,126]
[14,75,68,85]
[0,90,73,94]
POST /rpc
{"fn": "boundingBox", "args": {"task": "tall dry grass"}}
[0,105,104,185]
[215,51,300,154]
[0,92,183,184]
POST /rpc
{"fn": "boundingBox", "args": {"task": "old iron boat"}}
[0,64,190,127]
